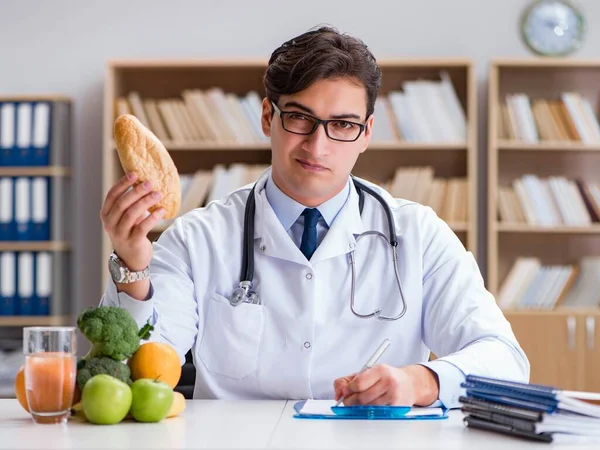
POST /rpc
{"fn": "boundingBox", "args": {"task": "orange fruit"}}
[15,366,29,412]
[128,342,181,389]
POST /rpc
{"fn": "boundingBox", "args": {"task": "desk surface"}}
[0,399,597,449]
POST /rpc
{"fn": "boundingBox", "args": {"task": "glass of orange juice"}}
[23,327,77,424]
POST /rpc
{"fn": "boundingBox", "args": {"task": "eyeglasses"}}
[271,102,367,142]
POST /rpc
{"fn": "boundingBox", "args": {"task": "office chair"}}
[174,350,196,399]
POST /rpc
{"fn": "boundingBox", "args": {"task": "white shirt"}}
[100,167,529,408]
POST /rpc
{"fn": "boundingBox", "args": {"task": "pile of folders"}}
[460,375,600,444]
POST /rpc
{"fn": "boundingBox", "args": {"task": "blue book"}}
[462,375,600,418]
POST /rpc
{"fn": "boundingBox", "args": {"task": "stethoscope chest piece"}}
[230,280,260,306]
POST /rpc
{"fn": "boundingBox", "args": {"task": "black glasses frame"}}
[271,102,367,142]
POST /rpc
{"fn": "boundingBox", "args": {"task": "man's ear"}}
[261,98,273,137]
[360,114,375,154]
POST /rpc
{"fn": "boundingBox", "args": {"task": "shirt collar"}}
[265,171,351,231]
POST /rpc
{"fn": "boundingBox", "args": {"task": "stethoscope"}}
[230,177,408,321]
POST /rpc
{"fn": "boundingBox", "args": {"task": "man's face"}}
[261,78,373,207]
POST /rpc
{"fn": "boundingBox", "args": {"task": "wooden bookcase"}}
[488,58,600,390]
[101,58,477,290]
[0,95,72,329]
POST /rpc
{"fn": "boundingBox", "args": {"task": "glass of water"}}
[23,327,77,424]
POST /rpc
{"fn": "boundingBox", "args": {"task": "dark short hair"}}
[264,26,382,120]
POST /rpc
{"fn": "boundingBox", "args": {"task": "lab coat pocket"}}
[199,292,265,380]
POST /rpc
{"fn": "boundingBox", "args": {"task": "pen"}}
[335,338,391,406]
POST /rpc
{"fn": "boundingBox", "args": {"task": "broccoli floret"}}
[76,356,131,391]
[77,306,153,361]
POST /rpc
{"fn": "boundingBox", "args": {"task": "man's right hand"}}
[100,171,164,274]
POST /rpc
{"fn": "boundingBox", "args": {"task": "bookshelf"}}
[488,58,600,391]
[101,57,477,290]
[0,96,73,329]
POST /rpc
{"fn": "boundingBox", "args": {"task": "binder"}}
[0,252,16,315]
[32,102,51,166]
[35,252,51,316]
[0,102,16,166]
[16,102,32,166]
[461,374,600,417]
[0,99,69,167]
[293,400,448,420]
[463,415,553,443]
[17,251,34,315]
[0,177,14,240]
[31,177,50,240]
[14,177,31,240]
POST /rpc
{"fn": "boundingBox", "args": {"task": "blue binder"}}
[0,177,14,241]
[0,102,17,166]
[293,400,448,420]
[31,101,52,167]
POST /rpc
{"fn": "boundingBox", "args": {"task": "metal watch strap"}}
[125,266,149,283]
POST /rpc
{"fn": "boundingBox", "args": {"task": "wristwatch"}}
[108,252,150,284]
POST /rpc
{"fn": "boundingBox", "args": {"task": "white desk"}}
[0,399,598,448]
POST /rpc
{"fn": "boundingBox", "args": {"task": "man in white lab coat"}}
[99,26,529,408]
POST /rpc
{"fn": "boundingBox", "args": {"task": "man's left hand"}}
[333,364,440,406]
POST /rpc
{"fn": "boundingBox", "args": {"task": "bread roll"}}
[113,114,181,220]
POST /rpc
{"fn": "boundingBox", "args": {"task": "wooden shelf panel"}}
[492,58,600,69]
[496,223,600,234]
[502,308,600,316]
[108,57,474,70]
[0,94,71,102]
[498,140,600,152]
[0,316,72,327]
[111,141,467,152]
[0,242,71,251]
[0,167,71,177]
[448,222,468,232]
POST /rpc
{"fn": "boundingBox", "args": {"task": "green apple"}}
[82,374,132,425]
[130,378,174,423]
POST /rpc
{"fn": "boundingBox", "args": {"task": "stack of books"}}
[460,375,600,444]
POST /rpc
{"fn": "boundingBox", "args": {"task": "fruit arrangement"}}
[15,306,186,425]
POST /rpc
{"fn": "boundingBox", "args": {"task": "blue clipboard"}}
[293,400,449,420]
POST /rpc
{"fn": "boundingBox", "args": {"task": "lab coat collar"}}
[253,167,364,266]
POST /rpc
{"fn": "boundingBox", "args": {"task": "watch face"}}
[521,0,585,56]
[108,258,124,282]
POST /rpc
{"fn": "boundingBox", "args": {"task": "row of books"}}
[498,175,600,226]
[0,176,68,241]
[497,256,600,310]
[115,70,467,145]
[461,375,600,444]
[498,92,600,144]
[154,164,467,231]
[0,100,70,167]
[116,90,269,145]
[380,166,467,223]
[154,164,270,230]
[372,71,467,143]
[0,251,58,316]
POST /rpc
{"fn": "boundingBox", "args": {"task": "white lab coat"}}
[101,168,529,407]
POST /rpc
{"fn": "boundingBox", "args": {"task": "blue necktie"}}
[300,208,321,260]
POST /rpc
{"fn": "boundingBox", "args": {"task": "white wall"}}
[1,0,599,313]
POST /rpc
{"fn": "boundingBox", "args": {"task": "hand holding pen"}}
[333,337,441,407]
[333,338,391,406]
